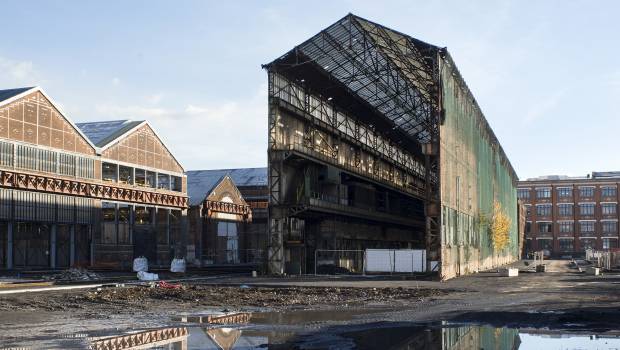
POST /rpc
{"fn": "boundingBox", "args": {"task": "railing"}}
[201,249,266,265]
[276,143,427,199]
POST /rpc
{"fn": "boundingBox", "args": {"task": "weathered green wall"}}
[439,53,519,279]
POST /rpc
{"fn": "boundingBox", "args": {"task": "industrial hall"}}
[0,87,188,270]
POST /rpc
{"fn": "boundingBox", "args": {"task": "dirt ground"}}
[2,260,620,348]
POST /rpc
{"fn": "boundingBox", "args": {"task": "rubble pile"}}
[44,268,101,281]
[82,285,447,309]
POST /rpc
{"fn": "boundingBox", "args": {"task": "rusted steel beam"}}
[202,200,252,222]
[0,169,188,209]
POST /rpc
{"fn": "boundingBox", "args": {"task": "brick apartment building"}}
[518,171,620,257]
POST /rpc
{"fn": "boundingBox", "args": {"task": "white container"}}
[500,268,519,277]
[133,257,148,272]
[170,258,186,273]
[587,267,600,276]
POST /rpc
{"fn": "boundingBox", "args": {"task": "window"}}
[602,203,617,215]
[16,144,37,170]
[559,239,574,252]
[76,197,93,224]
[579,221,595,233]
[146,171,156,188]
[538,239,553,251]
[525,221,531,233]
[579,187,594,198]
[581,238,596,251]
[158,173,170,190]
[171,176,182,192]
[76,157,94,179]
[58,153,76,176]
[135,168,146,186]
[38,149,57,173]
[603,238,618,250]
[538,222,552,233]
[118,204,130,244]
[0,140,13,167]
[517,189,530,200]
[536,188,551,199]
[558,221,573,233]
[101,203,117,244]
[57,196,74,223]
[102,162,117,182]
[602,187,617,197]
[134,206,153,225]
[557,187,572,198]
[119,165,133,185]
[602,221,617,233]
[579,203,595,216]
[558,204,573,216]
[217,221,239,264]
[536,205,551,216]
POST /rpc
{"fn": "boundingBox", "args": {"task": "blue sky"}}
[1,1,618,179]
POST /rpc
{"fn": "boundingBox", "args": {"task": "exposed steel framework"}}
[264,14,444,274]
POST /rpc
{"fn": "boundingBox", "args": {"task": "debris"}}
[44,268,101,281]
[158,281,181,289]
[137,271,159,281]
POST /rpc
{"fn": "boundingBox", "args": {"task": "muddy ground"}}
[2,260,620,348]
[0,285,447,313]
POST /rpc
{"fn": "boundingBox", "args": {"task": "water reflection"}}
[5,318,620,349]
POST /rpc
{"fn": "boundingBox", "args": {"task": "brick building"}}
[0,87,187,270]
[518,172,620,257]
[186,168,267,267]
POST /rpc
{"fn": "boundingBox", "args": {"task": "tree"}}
[491,200,511,251]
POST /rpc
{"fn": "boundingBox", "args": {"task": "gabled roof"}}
[0,86,98,150]
[263,13,441,145]
[0,87,34,103]
[187,167,267,206]
[76,119,184,172]
[76,120,144,148]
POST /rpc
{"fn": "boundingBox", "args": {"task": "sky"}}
[1,0,619,180]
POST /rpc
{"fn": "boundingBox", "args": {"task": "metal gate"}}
[56,224,71,268]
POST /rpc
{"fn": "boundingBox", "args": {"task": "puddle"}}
[4,309,620,349]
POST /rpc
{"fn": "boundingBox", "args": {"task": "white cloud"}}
[92,83,268,170]
[0,56,41,87]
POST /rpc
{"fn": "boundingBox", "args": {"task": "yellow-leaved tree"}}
[491,200,511,251]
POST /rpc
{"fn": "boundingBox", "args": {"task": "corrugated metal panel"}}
[76,120,143,147]
[440,55,519,279]
[0,87,33,104]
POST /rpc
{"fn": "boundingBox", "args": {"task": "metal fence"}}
[313,249,430,275]
[201,249,266,265]
[584,248,620,270]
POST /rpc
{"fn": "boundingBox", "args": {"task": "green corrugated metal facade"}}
[439,53,519,279]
